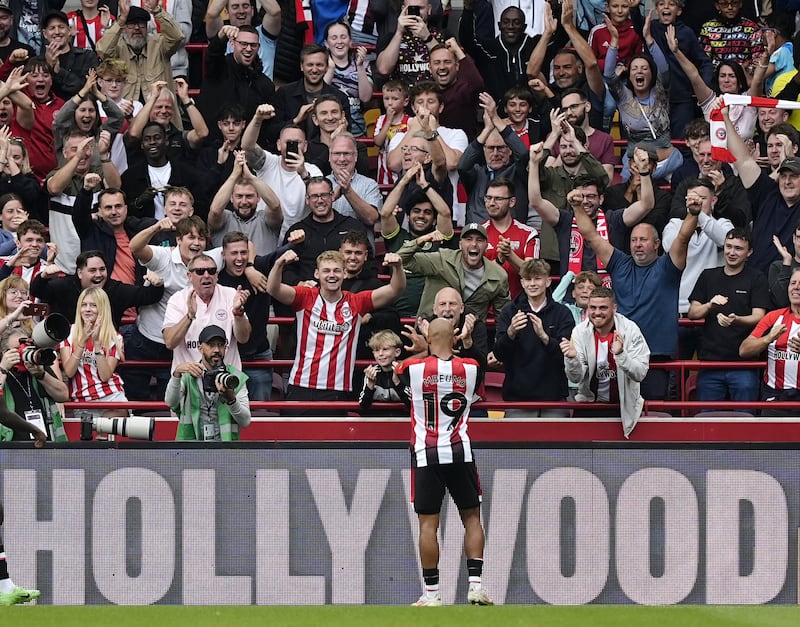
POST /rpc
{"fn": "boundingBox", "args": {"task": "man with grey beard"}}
[97,0,184,101]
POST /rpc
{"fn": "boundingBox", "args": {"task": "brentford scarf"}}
[711,94,800,162]
[569,209,607,276]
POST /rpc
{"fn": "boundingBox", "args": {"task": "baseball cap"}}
[126,6,152,23]
[461,223,488,240]
[779,157,800,174]
[198,325,228,345]
[43,10,69,27]
[0,0,12,14]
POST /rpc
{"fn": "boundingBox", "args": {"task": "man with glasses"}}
[458,91,528,225]
[97,0,184,102]
[205,0,280,79]
[480,178,539,299]
[163,253,251,373]
[279,177,368,288]
[529,146,655,279]
[198,24,275,144]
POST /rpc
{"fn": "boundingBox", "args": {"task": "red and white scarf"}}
[711,94,800,162]
[569,210,607,277]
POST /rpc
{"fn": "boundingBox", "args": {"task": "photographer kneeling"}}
[0,327,70,442]
[166,325,251,442]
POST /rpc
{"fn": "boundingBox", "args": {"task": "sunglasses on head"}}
[189,267,217,276]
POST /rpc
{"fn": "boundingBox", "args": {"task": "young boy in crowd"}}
[374,80,410,185]
[358,329,408,413]
[649,0,714,139]
[588,0,643,72]
[502,85,542,148]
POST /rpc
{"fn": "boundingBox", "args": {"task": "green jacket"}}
[168,366,250,442]
[0,378,67,442]
[397,241,510,322]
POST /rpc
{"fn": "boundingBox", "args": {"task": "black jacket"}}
[72,187,157,279]
[198,35,276,144]
[493,294,575,401]
[121,158,209,220]
[30,273,164,328]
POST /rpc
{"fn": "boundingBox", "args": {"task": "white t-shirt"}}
[254,149,322,241]
[147,163,172,219]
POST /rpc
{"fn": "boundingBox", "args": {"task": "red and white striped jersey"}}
[396,355,480,468]
[483,218,539,299]
[752,308,800,390]
[59,329,126,401]
[289,286,374,391]
[67,12,113,49]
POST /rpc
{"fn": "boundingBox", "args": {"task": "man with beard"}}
[31,249,164,327]
[46,132,121,274]
[0,0,34,63]
[428,41,483,141]
[551,88,616,183]
[398,222,509,322]
[561,287,649,436]
[96,0,184,102]
[198,24,275,145]
[208,150,281,252]
[529,146,654,279]
[380,161,454,317]
[458,3,542,105]
[167,324,251,441]
[40,10,97,100]
[528,116,608,268]
[121,121,207,220]
[163,252,251,374]
[458,91,529,225]
[269,45,351,147]
[205,0,280,79]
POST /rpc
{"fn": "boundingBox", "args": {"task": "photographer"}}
[0,327,70,442]
[166,325,250,442]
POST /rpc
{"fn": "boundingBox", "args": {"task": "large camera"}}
[202,366,239,393]
[16,313,70,369]
[80,414,155,441]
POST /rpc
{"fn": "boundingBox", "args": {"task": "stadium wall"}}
[1,444,797,605]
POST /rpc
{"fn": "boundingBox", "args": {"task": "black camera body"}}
[202,366,239,393]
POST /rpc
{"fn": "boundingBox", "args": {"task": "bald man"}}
[395,316,491,607]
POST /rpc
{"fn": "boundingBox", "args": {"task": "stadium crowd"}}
[0,0,797,444]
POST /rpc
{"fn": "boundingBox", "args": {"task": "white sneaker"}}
[467,586,493,605]
[412,593,442,606]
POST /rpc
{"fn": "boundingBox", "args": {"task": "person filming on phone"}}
[166,324,251,441]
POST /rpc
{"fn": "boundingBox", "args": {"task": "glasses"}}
[330,151,355,158]
[125,22,147,29]
[581,193,600,200]
[484,194,513,203]
[189,267,217,276]
[400,145,429,154]
[562,103,586,111]
[235,40,260,49]
[717,0,741,5]
[307,192,333,201]
[7,288,28,297]
[484,145,508,152]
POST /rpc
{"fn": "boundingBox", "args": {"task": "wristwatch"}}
[425,131,439,141]
[182,98,196,108]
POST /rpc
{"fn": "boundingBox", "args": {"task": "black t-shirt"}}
[689,265,772,361]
